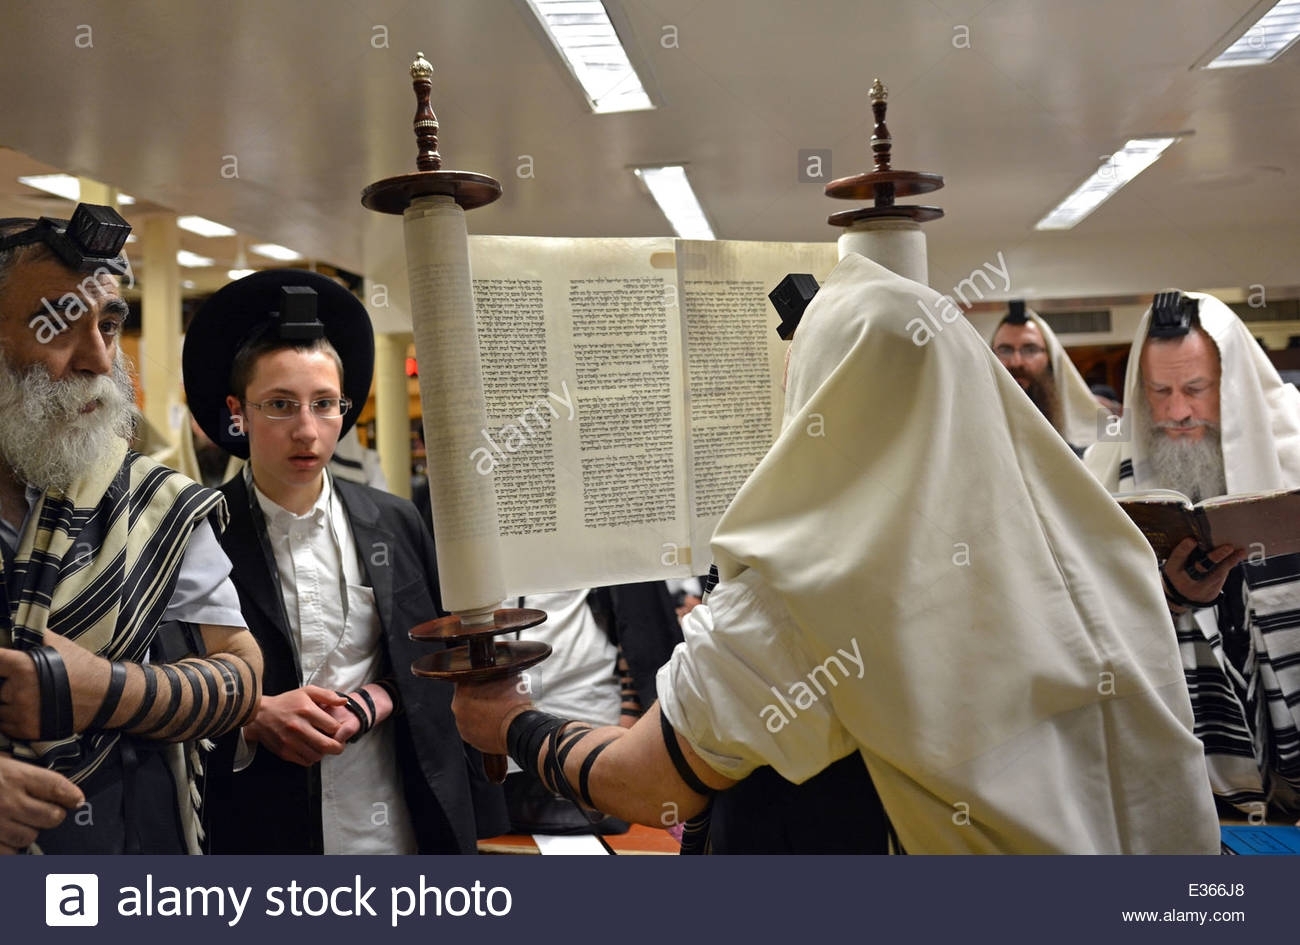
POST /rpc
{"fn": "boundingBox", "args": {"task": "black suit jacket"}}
[201,473,508,853]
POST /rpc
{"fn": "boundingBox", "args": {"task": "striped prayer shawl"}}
[0,441,225,785]
[1117,462,1300,815]
[1246,553,1300,811]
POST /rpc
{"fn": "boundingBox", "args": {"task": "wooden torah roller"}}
[410,608,551,682]
[410,608,552,783]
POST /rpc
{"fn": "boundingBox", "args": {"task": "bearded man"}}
[1086,290,1300,821]
[0,206,261,854]
[991,304,1100,454]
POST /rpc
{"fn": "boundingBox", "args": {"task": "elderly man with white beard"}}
[1086,290,1300,822]
[0,206,262,854]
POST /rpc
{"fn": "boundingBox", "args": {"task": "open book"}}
[1115,488,1300,562]
[455,236,838,596]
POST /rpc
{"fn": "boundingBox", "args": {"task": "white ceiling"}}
[2,0,1299,305]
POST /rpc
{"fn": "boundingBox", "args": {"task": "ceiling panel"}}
[0,0,1295,301]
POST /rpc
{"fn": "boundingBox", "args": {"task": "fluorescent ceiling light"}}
[250,242,301,261]
[1034,137,1179,231]
[117,193,136,206]
[177,215,236,238]
[177,250,214,268]
[17,174,79,201]
[525,0,653,113]
[1203,1,1300,68]
[633,166,714,239]
[182,280,196,290]
[227,268,257,280]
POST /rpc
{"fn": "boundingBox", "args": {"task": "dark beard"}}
[1023,373,1062,433]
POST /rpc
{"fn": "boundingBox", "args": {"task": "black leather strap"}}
[1161,567,1221,610]
[660,709,713,797]
[506,709,564,778]
[543,722,583,806]
[578,738,615,808]
[29,646,75,740]
[354,686,376,724]
[336,690,371,743]
[87,660,128,731]
[373,678,400,713]
[118,663,158,730]
[554,723,591,770]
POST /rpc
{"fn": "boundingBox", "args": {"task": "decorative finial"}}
[361,54,503,214]
[411,52,441,172]
[870,79,892,175]
[822,79,944,227]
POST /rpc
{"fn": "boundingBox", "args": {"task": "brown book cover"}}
[1116,488,1300,562]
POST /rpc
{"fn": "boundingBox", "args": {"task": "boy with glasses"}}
[184,269,506,853]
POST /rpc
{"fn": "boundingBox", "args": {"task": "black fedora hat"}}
[182,269,375,460]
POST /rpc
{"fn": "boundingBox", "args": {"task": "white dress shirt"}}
[253,470,417,854]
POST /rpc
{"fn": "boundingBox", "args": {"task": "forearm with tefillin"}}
[616,649,642,723]
[506,707,717,819]
[88,653,260,742]
[507,711,612,811]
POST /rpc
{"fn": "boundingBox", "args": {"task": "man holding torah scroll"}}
[184,269,507,853]
[1085,290,1300,820]
[454,252,1220,853]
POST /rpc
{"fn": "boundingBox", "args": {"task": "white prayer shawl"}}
[329,428,389,491]
[658,252,1219,853]
[1084,293,1300,494]
[994,309,1101,448]
[1084,293,1300,814]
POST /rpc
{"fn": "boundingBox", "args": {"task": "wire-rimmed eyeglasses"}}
[244,397,352,420]
[993,344,1047,362]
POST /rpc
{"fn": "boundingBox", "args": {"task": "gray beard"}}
[1143,423,1227,502]
[0,352,136,493]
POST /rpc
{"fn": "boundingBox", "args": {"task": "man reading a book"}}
[1085,290,1300,821]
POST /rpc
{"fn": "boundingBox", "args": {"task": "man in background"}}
[991,301,1099,454]
[1086,290,1300,820]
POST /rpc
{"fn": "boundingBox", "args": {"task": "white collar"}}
[250,467,334,531]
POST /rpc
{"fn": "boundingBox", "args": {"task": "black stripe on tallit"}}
[9,454,225,780]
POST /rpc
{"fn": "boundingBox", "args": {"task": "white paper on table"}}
[531,833,611,855]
